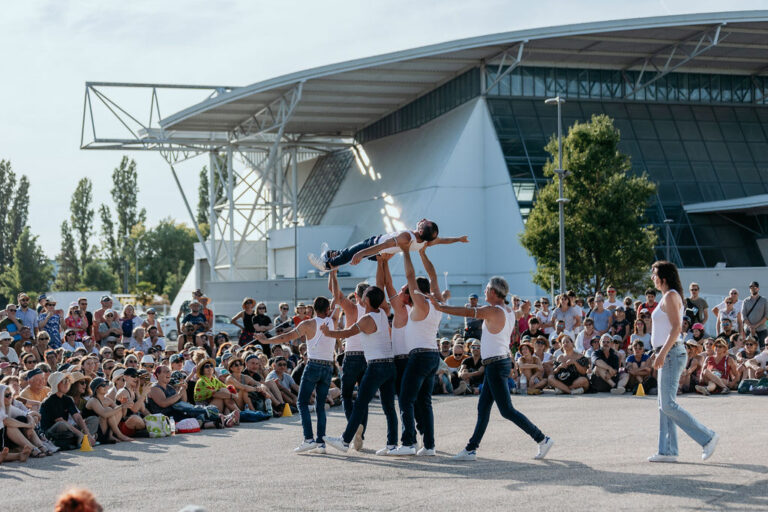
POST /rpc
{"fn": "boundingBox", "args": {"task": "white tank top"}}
[344,304,366,353]
[480,305,514,360]
[360,309,393,360]
[378,231,427,255]
[651,290,684,349]
[306,317,336,361]
[405,300,442,352]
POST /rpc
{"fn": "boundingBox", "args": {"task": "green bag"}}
[144,414,173,438]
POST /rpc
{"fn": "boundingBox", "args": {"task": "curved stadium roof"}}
[161,11,768,137]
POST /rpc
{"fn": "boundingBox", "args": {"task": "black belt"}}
[345,351,365,356]
[394,354,409,360]
[308,359,334,367]
[368,357,394,364]
[653,343,681,355]
[409,348,438,354]
[482,355,511,366]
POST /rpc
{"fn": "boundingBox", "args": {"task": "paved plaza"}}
[3,393,766,511]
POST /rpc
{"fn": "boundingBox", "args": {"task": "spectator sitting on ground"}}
[265,356,298,409]
[458,340,484,395]
[629,319,650,352]
[532,336,554,377]
[115,368,148,437]
[625,340,653,393]
[679,340,702,393]
[193,357,240,424]
[40,372,98,450]
[548,319,570,344]
[610,307,631,349]
[19,367,50,410]
[107,368,125,401]
[84,377,133,443]
[144,326,166,351]
[547,334,589,395]
[590,334,628,394]
[516,341,544,394]
[438,338,452,359]
[735,337,760,382]
[717,318,737,343]
[575,318,596,354]
[2,383,53,458]
[611,336,626,366]
[696,338,737,395]
[691,323,706,344]
[520,317,543,340]
[444,340,467,370]
[225,356,266,411]
[743,341,768,380]
[729,333,744,357]
[243,353,284,412]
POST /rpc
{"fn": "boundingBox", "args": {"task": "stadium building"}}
[82,11,768,315]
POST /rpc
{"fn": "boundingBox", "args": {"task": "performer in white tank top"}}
[255,292,337,454]
[321,285,400,455]
[430,276,553,461]
[648,261,718,463]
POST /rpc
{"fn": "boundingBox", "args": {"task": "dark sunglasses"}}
[4,392,11,398]
[230,361,243,368]
[202,363,214,369]
[277,363,287,367]
[104,365,115,371]
[141,363,154,368]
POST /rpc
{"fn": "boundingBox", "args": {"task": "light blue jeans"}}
[658,343,715,456]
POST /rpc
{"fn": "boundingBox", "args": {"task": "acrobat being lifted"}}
[308,219,468,273]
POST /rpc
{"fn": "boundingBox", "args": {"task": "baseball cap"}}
[169,354,183,363]
[23,340,34,346]
[38,293,47,301]
[140,355,155,364]
[0,332,11,341]
[468,293,479,299]
[245,353,259,363]
[692,323,705,330]
[123,368,139,378]
[193,289,203,296]
[89,377,108,394]
[100,295,112,302]
[26,368,43,379]
[750,281,759,288]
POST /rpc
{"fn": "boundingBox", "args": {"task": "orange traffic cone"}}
[635,382,646,397]
[283,403,293,417]
[80,435,94,452]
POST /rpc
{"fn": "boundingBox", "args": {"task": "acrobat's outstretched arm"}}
[427,235,469,246]
[418,247,445,302]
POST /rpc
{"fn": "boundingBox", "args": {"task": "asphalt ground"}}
[2,392,766,511]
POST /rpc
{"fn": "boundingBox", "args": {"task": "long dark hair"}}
[651,260,683,296]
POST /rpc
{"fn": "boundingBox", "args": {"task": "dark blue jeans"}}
[466,358,545,451]
[327,235,380,267]
[341,354,368,434]
[342,361,398,446]
[399,351,440,449]
[297,361,333,443]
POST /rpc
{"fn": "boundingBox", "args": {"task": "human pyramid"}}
[257,219,554,460]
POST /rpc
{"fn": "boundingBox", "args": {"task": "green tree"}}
[0,227,52,299]
[70,178,94,269]
[99,157,146,291]
[81,260,119,292]
[162,261,187,300]
[196,153,228,235]
[54,221,79,290]
[519,114,657,295]
[133,281,156,306]
[135,219,196,296]
[0,160,31,273]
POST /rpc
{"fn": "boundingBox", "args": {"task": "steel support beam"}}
[482,41,526,94]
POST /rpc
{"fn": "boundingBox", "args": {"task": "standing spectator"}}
[0,304,23,343]
[252,303,274,339]
[715,299,742,337]
[182,301,209,334]
[711,289,741,325]
[38,299,64,349]
[64,303,88,341]
[463,294,483,340]
[587,295,612,336]
[91,296,113,342]
[232,298,258,345]
[685,282,708,326]
[623,297,636,327]
[141,308,164,337]
[742,281,767,351]
[77,298,93,339]
[199,297,214,329]
[175,288,204,333]
[630,319,651,350]
[604,286,622,310]
[120,305,143,347]
[637,289,658,317]
[536,297,554,335]
[273,303,293,335]
[97,310,122,346]
[552,294,581,333]
[16,293,39,335]
[610,307,631,348]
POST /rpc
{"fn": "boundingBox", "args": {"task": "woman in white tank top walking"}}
[430,276,553,461]
[649,261,718,463]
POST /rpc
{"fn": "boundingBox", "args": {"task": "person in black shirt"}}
[181,301,209,334]
[590,335,629,393]
[40,372,98,450]
[521,317,543,339]
[464,294,483,340]
[458,341,484,392]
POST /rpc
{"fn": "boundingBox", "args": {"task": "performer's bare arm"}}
[418,247,445,302]
[428,295,505,333]
[330,269,358,324]
[426,235,469,246]
[255,320,312,345]
[321,315,376,338]
[403,249,429,318]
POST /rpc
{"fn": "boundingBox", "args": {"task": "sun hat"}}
[47,371,71,390]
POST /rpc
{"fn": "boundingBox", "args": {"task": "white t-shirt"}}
[548,329,573,343]
[604,298,623,310]
[715,300,742,314]
[753,350,768,366]
[536,309,553,335]
[0,347,19,364]
[630,333,651,350]
[575,330,597,353]
[61,341,86,353]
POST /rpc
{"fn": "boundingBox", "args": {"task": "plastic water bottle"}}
[520,375,527,395]
[169,417,176,435]
[265,398,273,417]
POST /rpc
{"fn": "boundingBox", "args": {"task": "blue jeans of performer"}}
[327,235,380,267]
[399,351,440,449]
[658,343,715,456]
[341,354,368,434]
[298,361,333,443]
[342,361,398,446]
[466,358,545,452]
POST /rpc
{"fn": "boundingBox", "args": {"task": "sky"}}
[1,0,765,256]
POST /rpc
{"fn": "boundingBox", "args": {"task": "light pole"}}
[122,235,129,294]
[545,96,568,294]
[663,218,674,261]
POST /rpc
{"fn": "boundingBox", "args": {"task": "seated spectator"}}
[115,368,148,437]
[729,333,745,357]
[547,334,589,395]
[679,341,702,393]
[458,340,484,395]
[629,319,650,351]
[444,340,467,370]
[434,357,454,395]
[548,319,571,344]
[193,358,240,423]
[625,341,653,393]
[19,367,50,410]
[265,356,299,408]
[516,342,544,394]
[680,316,693,341]
[106,368,125,401]
[84,378,133,443]
[610,307,630,349]
[532,336,554,377]
[225,356,270,411]
[590,334,628,394]
[691,323,706,344]
[611,336,626,366]
[2,383,53,457]
[735,337,760,381]
[439,338,452,359]
[243,353,284,413]
[66,372,92,412]
[743,342,768,380]
[40,372,98,450]
[147,366,223,429]
[128,327,149,353]
[696,338,737,395]
[520,317,543,340]
[575,318,596,353]
[584,337,600,360]
[717,318,737,343]
[0,332,19,365]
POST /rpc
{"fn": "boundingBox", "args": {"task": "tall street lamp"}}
[663,218,674,261]
[545,96,568,294]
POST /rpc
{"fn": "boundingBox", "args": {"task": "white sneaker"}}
[570,388,584,395]
[417,447,436,456]
[323,436,349,453]
[312,443,327,454]
[554,388,563,395]
[44,441,60,453]
[702,433,719,461]
[610,386,626,395]
[294,440,317,453]
[389,444,416,456]
[352,424,364,451]
[308,253,327,272]
[452,449,476,461]
[534,437,554,460]
[376,445,396,456]
[648,453,678,463]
